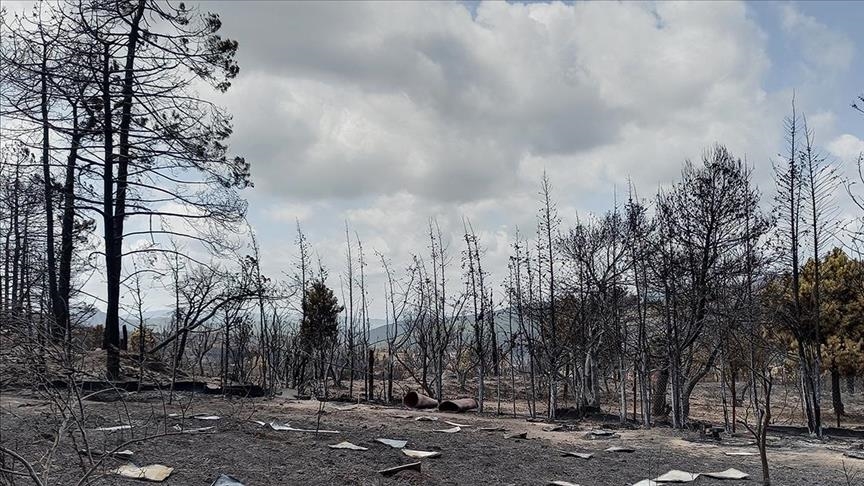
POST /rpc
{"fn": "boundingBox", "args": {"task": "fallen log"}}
[438,398,478,413]
[403,392,439,409]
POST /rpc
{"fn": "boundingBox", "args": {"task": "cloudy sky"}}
[188,1,861,317]
[8,1,859,316]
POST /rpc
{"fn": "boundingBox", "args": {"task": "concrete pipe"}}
[403,391,439,409]
[438,398,478,413]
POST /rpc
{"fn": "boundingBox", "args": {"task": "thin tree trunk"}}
[618,353,626,424]
[58,104,85,356]
[759,389,771,486]
[831,363,843,426]
[101,41,119,379]
[796,342,816,433]
[652,366,669,419]
[367,348,374,401]
[730,368,737,434]
[721,360,730,431]
[39,37,62,342]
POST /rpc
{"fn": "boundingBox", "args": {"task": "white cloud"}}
[828,134,864,163]
[202,0,795,315]
[780,4,854,72]
[217,1,780,203]
[9,1,848,316]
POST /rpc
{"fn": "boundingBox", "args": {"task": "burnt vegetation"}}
[1,2,864,485]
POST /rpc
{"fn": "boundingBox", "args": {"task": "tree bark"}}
[730,368,737,434]
[39,38,63,342]
[652,367,669,419]
[101,0,147,380]
[101,40,119,379]
[58,104,85,353]
[367,348,375,401]
[796,341,816,433]
[831,363,844,424]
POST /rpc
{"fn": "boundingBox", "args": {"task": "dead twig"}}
[0,445,46,486]
[74,428,213,486]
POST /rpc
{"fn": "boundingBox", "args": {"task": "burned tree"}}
[654,145,765,426]
[560,208,629,419]
[379,252,421,403]
[536,173,561,419]
[46,0,251,379]
[0,2,101,346]
[463,219,491,412]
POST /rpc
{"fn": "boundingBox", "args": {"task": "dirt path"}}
[1,392,860,485]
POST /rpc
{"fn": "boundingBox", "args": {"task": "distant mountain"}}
[368,321,408,346]
[80,308,175,331]
[80,309,521,343]
[368,309,519,348]
[80,308,105,327]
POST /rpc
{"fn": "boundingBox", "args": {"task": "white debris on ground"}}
[631,480,659,486]
[401,449,441,458]
[79,448,133,457]
[211,473,246,486]
[378,462,421,476]
[653,469,699,482]
[111,464,174,482]
[268,422,340,433]
[172,425,215,433]
[701,468,749,480]
[559,450,593,459]
[94,424,132,432]
[333,404,359,411]
[328,441,368,451]
[375,438,408,448]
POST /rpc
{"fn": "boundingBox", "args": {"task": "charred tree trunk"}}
[796,341,816,433]
[58,105,86,353]
[103,0,147,380]
[730,368,737,434]
[831,363,843,425]
[367,348,375,401]
[652,366,670,419]
[39,39,62,342]
[101,40,120,379]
